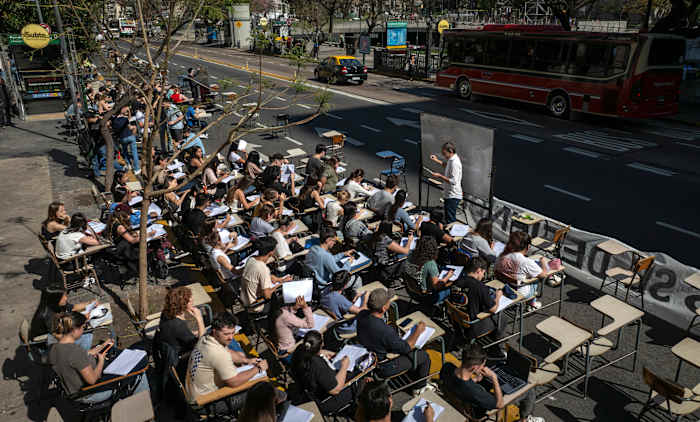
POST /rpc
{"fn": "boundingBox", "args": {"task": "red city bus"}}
[436,25,686,118]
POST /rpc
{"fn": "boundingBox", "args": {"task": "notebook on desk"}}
[486,348,531,394]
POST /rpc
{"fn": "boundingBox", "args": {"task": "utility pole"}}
[52,0,78,110]
[642,0,653,31]
[34,0,45,24]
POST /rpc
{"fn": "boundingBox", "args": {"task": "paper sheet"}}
[236,364,267,381]
[172,171,186,179]
[147,224,167,241]
[337,166,346,173]
[238,140,248,151]
[84,301,98,314]
[206,204,229,217]
[449,223,470,237]
[148,202,162,217]
[129,195,143,206]
[494,241,506,256]
[104,349,147,376]
[288,221,305,234]
[353,294,366,308]
[231,235,250,251]
[400,237,417,251]
[322,197,333,208]
[282,278,313,303]
[495,295,515,313]
[293,186,301,196]
[333,345,369,371]
[340,251,371,268]
[281,405,314,422]
[402,398,446,422]
[218,228,234,244]
[221,174,236,184]
[439,265,463,281]
[281,164,295,184]
[402,325,436,349]
[235,250,259,269]
[282,208,294,216]
[298,313,331,336]
[87,221,106,234]
[337,178,347,186]
[246,194,260,203]
[402,201,414,209]
[167,160,184,171]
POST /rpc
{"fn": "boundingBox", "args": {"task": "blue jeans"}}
[119,135,140,172]
[92,145,125,178]
[79,372,150,404]
[227,338,243,353]
[444,198,460,224]
[431,287,452,305]
[48,333,93,351]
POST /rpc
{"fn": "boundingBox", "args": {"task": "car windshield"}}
[339,59,363,67]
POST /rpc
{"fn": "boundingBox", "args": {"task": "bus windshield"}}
[648,38,686,67]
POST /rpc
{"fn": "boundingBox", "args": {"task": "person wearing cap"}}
[304,228,362,293]
[356,288,432,396]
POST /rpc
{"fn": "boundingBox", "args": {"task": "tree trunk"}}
[138,189,150,319]
[424,21,432,77]
[100,118,115,189]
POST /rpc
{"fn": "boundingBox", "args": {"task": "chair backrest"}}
[19,319,30,346]
[552,225,571,245]
[402,272,428,296]
[635,256,655,274]
[47,407,64,422]
[494,270,519,286]
[125,297,138,320]
[111,390,154,422]
[170,365,190,404]
[445,299,472,329]
[642,367,685,405]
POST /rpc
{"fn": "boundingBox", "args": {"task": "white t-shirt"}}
[55,231,86,259]
[444,154,463,199]
[241,258,273,311]
[134,110,146,135]
[228,151,242,168]
[325,200,343,227]
[343,180,370,199]
[495,252,541,282]
[272,231,292,259]
[186,335,239,400]
[210,247,234,280]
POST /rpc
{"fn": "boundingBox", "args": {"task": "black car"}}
[314,56,368,85]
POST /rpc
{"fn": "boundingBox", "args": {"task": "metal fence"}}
[373,49,441,78]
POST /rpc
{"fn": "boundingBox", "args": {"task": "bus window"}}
[509,39,536,70]
[484,37,509,67]
[648,38,685,67]
[609,44,630,75]
[570,42,609,77]
[533,40,568,73]
[447,36,467,63]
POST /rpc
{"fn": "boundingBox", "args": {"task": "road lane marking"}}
[678,142,700,149]
[297,104,312,109]
[563,147,602,158]
[325,113,342,120]
[544,185,591,201]
[511,134,544,143]
[345,137,365,147]
[238,84,247,89]
[402,138,419,145]
[256,122,268,128]
[361,124,381,133]
[285,136,302,145]
[401,107,422,114]
[461,108,542,127]
[626,162,675,177]
[656,221,700,239]
[275,96,287,101]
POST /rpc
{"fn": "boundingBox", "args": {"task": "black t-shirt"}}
[306,157,323,179]
[440,362,497,418]
[421,222,446,243]
[301,355,339,400]
[458,276,496,321]
[183,208,207,235]
[112,116,132,140]
[158,316,197,355]
[356,310,410,361]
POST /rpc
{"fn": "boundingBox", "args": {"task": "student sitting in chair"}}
[320,270,369,335]
[495,231,548,311]
[366,175,399,217]
[305,228,362,293]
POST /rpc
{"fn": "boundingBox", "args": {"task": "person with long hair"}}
[459,217,497,263]
[342,201,372,246]
[226,176,259,211]
[202,155,230,199]
[298,177,324,210]
[495,231,548,310]
[320,156,340,193]
[158,286,206,356]
[402,236,453,305]
[291,330,354,414]
[186,146,204,171]
[54,213,100,259]
[110,169,128,197]
[164,176,191,211]
[369,221,412,267]
[108,204,146,272]
[343,168,373,199]
[245,150,263,179]
[253,188,285,219]
[250,204,277,239]
[34,287,97,350]
[227,140,247,169]
[386,190,422,232]
[270,215,298,259]
[42,201,70,239]
[204,228,239,280]
[270,295,313,361]
[49,311,149,404]
[325,190,350,229]
[239,381,288,422]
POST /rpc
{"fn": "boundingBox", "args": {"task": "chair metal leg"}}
[687,314,700,334]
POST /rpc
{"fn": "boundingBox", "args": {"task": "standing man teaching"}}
[429,142,463,224]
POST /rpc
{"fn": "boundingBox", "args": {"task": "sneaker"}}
[528,300,542,311]
[134,169,142,175]
[547,274,562,287]
[199,133,209,139]
[526,416,545,422]
[412,383,436,397]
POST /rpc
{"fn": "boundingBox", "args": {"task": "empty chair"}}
[638,367,700,422]
[600,254,655,308]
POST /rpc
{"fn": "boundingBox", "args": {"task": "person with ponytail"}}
[270,295,313,362]
[458,217,497,263]
[239,381,289,422]
[42,202,71,240]
[495,231,548,310]
[54,213,100,259]
[35,287,97,350]
[291,330,355,414]
[343,168,374,199]
[48,311,149,403]
[385,190,422,232]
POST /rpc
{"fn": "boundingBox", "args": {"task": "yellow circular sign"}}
[235,21,243,28]
[438,20,450,34]
[21,24,51,49]
[259,17,268,27]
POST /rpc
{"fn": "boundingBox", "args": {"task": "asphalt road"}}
[133,44,700,268]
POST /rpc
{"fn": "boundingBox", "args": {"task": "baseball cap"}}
[114,203,130,214]
[367,288,395,312]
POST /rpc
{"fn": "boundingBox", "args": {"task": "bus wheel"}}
[456,78,472,99]
[548,92,570,118]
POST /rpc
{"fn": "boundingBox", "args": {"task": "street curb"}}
[657,116,700,127]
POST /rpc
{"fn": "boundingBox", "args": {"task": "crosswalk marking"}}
[511,134,544,144]
[402,138,419,145]
[361,124,381,133]
[553,130,656,153]
[325,113,342,120]
[563,147,602,158]
[645,128,700,141]
[627,162,675,177]
[401,107,423,114]
[275,96,287,101]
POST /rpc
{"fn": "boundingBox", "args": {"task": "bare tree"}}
[63,0,329,317]
[358,0,388,36]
